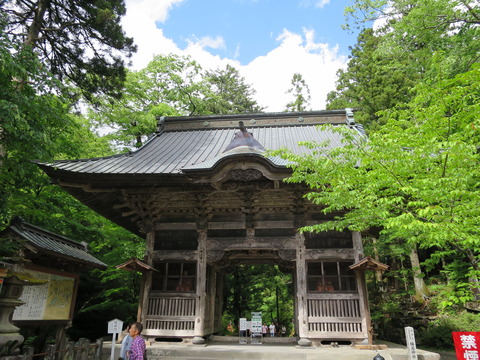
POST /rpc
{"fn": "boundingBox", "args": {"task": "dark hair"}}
[132,322,143,334]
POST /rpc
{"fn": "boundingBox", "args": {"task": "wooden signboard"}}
[12,266,78,322]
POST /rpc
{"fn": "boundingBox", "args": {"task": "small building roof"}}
[116,257,157,272]
[349,256,389,272]
[1,218,107,269]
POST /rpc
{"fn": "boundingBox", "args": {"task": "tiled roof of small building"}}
[4,218,107,269]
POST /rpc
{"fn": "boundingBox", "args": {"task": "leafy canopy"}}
[273,64,480,305]
[2,0,136,100]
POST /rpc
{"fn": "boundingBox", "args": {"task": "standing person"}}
[127,322,146,360]
[262,323,267,337]
[281,324,286,337]
[118,324,133,360]
[269,323,275,337]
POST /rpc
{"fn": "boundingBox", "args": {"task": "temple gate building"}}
[37,109,384,346]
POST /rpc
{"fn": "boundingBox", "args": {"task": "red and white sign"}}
[452,332,480,360]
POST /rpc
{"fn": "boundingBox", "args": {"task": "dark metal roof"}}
[3,218,107,269]
[37,109,364,176]
[34,110,365,236]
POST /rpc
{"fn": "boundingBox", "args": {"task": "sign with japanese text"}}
[107,318,123,334]
[13,268,76,321]
[404,327,418,360]
[453,332,480,360]
[239,318,247,331]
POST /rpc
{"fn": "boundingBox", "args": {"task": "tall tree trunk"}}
[409,245,429,303]
[25,0,51,48]
[371,237,385,292]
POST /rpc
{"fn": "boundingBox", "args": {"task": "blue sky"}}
[123,0,362,112]
[161,0,357,65]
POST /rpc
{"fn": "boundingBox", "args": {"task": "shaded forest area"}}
[0,0,479,352]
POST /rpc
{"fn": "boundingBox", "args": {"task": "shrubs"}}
[417,312,480,350]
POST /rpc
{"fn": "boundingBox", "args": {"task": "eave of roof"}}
[3,218,107,269]
[116,257,157,272]
[349,256,389,272]
[35,109,365,178]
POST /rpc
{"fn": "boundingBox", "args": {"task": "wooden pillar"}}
[207,268,217,334]
[139,229,155,325]
[352,231,372,345]
[295,233,311,346]
[213,269,225,332]
[193,230,207,344]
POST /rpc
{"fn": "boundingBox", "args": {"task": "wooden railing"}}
[145,296,196,336]
[307,297,365,338]
[147,296,196,317]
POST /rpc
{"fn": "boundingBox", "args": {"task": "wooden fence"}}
[1,338,104,360]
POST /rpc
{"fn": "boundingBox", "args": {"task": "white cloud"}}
[123,0,347,112]
[299,0,330,9]
[242,29,346,111]
[315,0,330,9]
[187,35,226,50]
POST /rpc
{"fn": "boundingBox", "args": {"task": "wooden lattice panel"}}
[147,297,196,317]
[307,298,365,339]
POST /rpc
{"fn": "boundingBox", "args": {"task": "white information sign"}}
[239,318,248,344]
[405,326,418,360]
[251,312,262,344]
[108,318,123,334]
[108,319,124,360]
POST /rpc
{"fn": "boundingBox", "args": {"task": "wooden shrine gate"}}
[38,110,382,346]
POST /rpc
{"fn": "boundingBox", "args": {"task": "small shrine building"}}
[37,109,380,346]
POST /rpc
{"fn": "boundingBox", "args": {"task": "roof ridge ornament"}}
[222,121,266,153]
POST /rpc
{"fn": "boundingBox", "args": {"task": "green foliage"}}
[417,312,480,350]
[223,265,294,333]
[285,73,311,112]
[1,12,143,342]
[2,0,136,100]
[334,0,480,132]
[273,63,480,308]
[203,64,264,114]
[87,56,264,149]
[326,28,417,130]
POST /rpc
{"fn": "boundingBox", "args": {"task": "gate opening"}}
[220,264,295,337]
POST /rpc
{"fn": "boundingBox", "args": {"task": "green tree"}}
[2,0,136,100]
[344,0,479,77]
[326,28,417,130]
[285,73,311,112]
[273,64,480,307]
[87,54,206,148]
[223,265,294,333]
[203,64,264,114]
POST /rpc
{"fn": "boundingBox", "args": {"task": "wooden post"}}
[208,268,217,335]
[73,340,81,360]
[80,338,89,360]
[214,269,225,332]
[94,338,103,360]
[193,230,207,344]
[23,346,34,360]
[139,230,155,325]
[64,341,74,360]
[352,231,372,345]
[45,344,56,360]
[295,233,311,346]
